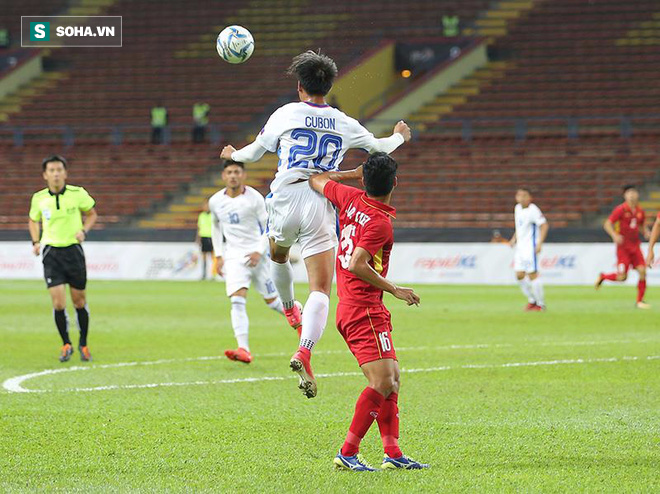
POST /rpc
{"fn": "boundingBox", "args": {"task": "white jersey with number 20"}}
[255,101,404,192]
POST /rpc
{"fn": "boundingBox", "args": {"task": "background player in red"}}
[309,153,429,471]
[646,212,660,268]
[596,185,651,309]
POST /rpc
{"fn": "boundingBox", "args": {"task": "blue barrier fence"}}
[0,116,659,146]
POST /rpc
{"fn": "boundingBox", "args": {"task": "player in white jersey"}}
[209,161,290,364]
[221,50,411,398]
[509,187,549,311]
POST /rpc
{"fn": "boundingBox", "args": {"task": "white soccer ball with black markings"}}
[216,25,254,64]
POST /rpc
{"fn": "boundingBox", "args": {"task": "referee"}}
[28,155,98,362]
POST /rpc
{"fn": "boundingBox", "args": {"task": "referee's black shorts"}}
[200,237,213,253]
[42,244,87,290]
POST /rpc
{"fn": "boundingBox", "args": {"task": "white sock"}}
[230,296,249,351]
[267,298,284,314]
[530,277,545,307]
[299,291,329,352]
[518,279,535,304]
[270,260,295,310]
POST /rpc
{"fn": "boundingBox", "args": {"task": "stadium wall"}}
[1,242,656,285]
[329,41,397,119]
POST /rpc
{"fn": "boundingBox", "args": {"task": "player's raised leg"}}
[289,248,334,398]
[269,241,302,329]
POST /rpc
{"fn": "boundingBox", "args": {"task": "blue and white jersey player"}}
[220,50,411,398]
[209,161,287,365]
[510,188,549,311]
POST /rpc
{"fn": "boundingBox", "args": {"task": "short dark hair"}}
[622,184,637,193]
[363,152,398,197]
[287,50,337,96]
[42,155,67,171]
[517,186,532,195]
[223,160,244,170]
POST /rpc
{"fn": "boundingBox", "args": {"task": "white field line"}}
[3,352,658,394]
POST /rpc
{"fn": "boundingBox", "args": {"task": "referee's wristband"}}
[31,240,40,245]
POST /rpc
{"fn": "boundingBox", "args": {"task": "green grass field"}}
[1,280,659,492]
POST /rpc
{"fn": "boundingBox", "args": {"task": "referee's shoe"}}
[79,345,92,362]
[59,344,73,362]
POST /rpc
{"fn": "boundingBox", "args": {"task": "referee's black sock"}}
[76,305,90,347]
[53,309,71,345]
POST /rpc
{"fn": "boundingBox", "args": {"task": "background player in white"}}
[509,187,549,311]
[209,161,289,364]
[221,50,411,398]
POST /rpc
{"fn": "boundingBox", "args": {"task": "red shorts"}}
[336,303,397,366]
[616,244,645,272]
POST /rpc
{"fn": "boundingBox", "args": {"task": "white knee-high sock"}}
[270,260,295,310]
[299,291,329,352]
[530,277,545,307]
[518,279,535,304]
[230,296,249,351]
[267,298,284,314]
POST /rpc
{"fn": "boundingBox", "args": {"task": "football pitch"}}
[1,281,658,492]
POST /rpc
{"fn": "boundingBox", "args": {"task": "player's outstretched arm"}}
[369,121,411,154]
[220,140,268,164]
[309,166,363,194]
[647,217,660,267]
[348,246,420,306]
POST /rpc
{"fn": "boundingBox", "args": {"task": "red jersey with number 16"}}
[323,180,396,307]
[609,203,645,246]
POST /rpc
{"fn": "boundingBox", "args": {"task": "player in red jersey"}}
[595,185,651,309]
[646,212,660,268]
[309,153,428,471]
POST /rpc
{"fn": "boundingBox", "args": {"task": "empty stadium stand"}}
[1,0,659,234]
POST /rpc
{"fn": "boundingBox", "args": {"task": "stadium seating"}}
[0,143,218,230]
[1,0,659,232]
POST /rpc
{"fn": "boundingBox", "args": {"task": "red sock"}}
[601,272,618,282]
[638,280,647,303]
[376,392,403,458]
[341,387,385,456]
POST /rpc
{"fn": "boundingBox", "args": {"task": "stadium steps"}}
[616,12,660,46]
[173,0,350,59]
[67,0,117,17]
[136,154,278,229]
[464,0,538,40]
[0,72,68,123]
[640,188,660,218]
[407,62,511,129]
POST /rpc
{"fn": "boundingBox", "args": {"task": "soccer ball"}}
[216,25,254,64]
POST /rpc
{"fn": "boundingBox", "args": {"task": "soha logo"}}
[30,22,50,41]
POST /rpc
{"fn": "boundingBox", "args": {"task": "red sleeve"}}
[323,181,360,209]
[608,205,623,223]
[356,219,392,257]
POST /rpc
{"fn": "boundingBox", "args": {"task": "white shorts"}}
[224,256,279,299]
[265,181,338,259]
[514,244,539,274]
